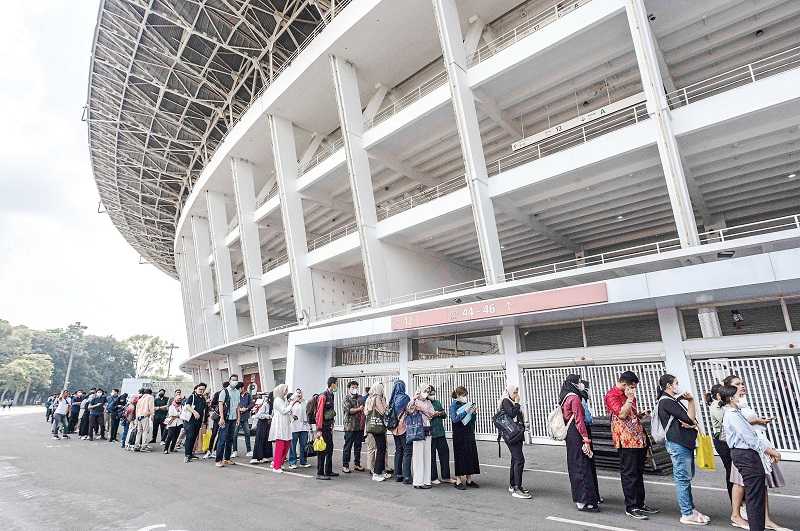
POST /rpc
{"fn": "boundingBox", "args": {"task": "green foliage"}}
[0,354,53,393]
[127,334,170,378]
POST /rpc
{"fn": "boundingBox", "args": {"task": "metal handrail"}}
[468,0,592,66]
[233,277,247,290]
[262,251,289,273]
[666,45,800,109]
[377,175,467,221]
[307,221,358,251]
[365,69,449,129]
[299,136,345,174]
[255,183,279,208]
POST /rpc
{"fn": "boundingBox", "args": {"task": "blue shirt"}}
[222,388,240,420]
[723,406,768,453]
[238,392,252,416]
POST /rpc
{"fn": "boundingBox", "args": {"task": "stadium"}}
[88,0,800,457]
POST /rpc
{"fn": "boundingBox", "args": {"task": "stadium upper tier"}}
[87,0,346,275]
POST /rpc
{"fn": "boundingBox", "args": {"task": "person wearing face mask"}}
[449,386,480,490]
[288,389,309,468]
[268,384,292,473]
[204,381,230,459]
[428,385,451,485]
[215,375,241,467]
[341,381,365,473]
[502,383,531,500]
[134,388,155,452]
[250,391,274,464]
[407,384,435,489]
[88,388,107,441]
[314,377,339,480]
[232,381,251,458]
[151,389,169,445]
[656,374,708,526]
[723,375,788,531]
[388,380,412,484]
[79,389,95,440]
[68,390,83,433]
[721,384,784,531]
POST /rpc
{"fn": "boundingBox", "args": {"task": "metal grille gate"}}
[521,362,665,439]
[692,356,800,453]
[412,369,506,438]
[333,374,398,431]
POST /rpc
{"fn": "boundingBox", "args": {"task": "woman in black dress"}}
[449,386,480,490]
[560,374,601,512]
[251,392,274,463]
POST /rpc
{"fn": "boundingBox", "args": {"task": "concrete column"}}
[179,235,208,353]
[398,338,411,386]
[626,0,699,247]
[268,115,317,322]
[432,0,505,283]
[257,346,276,393]
[500,326,520,388]
[175,239,198,355]
[190,216,223,347]
[287,339,328,397]
[231,157,270,334]
[206,191,239,341]
[698,307,722,337]
[657,307,698,398]
[329,56,391,304]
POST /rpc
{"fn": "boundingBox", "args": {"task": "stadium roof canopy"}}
[87,0,339,276]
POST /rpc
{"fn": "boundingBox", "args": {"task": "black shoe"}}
[326,472,339,477]
[395,477,404,482]
[403,480,412,485]
[598,497,605,504]
[454,482,467,491]
[99,437,107,440]
[466,481,479,488]
[316,475,331,480]
[385,469,394,475]
[638,505,660,515]
[578,505,601,513]
[164,450,169,454]
[626,509,649,520]
[184,457,190,463]
[419,485,432,489]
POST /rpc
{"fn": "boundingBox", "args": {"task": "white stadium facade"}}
[88,0,800,456]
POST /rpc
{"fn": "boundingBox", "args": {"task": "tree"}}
[127,335,170,378]
[0,353,53,405]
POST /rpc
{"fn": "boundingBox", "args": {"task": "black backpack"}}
[306,394,318,425]
[492,409,525,456]
[384,405,399,430]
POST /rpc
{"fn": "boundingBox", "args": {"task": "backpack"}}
[547,393,576,441]
[650,396,674,444]
[384,405,399,430]
[405,411,425,442]
[493,408,525,445]
[306,394,318,425]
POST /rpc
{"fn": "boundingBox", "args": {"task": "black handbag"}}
[304,431,317,458]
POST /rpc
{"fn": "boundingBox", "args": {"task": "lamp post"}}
[165,343,179,378]
[63,321,88,390]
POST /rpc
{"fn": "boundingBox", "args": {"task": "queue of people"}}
[44,371,793,529]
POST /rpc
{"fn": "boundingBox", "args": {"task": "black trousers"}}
[67,412,79,433]
[89,415,105,439]
[151,417,167,442]
[253,418,273,461]
[618,447,646,512]
[317,428,334,476]
[393,434,407,480]
[183,421,200,458]
[712,437,734,501]
[209,420,220,452]
[431,436,451,481]
[109,415,121,441]
[507,439,525,489]
[342,430,363,467]
[374,434,387,475]
[164,425,181,452]
[730,449,766,531]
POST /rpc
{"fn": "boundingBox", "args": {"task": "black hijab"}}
[559,374,582,404]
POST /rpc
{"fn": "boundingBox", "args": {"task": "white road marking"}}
[234,462,312,479]
[546,516,635,531]
[136,525,166,531]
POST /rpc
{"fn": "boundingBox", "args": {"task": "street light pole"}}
[165,343,179,379]
[63,321,87,390]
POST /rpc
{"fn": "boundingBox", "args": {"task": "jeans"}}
[52,413,68,436]
[233,415,251,452]
[618,447,646,512]
[216,419,237,462]
[342,430,363,467]
[392,434,407,480]
[289,431,308,465]
[431,436,451,481]
[665,441,695,516]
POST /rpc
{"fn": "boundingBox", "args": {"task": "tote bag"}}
[695,433,716,471]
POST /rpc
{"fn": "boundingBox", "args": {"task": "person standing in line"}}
[182,383,207,463]
[288,389,309,469]
[450,386,480,490]
[578,378,603,504]
[215,375,240,467]
[126,390,144,449]
[134,388,155,452]
[388,380,411,483]
[342,381,365,473]
[656,374,709,526]
[204,381,229,459]
[314,377,339,480]
[106,389,121,442]
[721,385,783,531]
[233,382,252,458]
[67,390,83,433]
[408,384,435,489]
[172,390,186,450]
[151,389,169,445]
[88,389,107,441]
[706,385,734,504]
[604,371,659,521]
[251,392,274,464]
[116,394,130,448]
[163,395,183,454]
[79,389,95,439]
[429,385,451,485]
[45,395,55,423]
[51,390,71,440]
[501,383,532,500]
[724,375,790,531]
[364,382,390,482]
[269,384,292,473]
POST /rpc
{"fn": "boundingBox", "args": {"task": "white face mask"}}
[456,395,468,403]
[738,395,748,408]
[350,388,359,396]
[576,383,586,392]
[420,392,429,399]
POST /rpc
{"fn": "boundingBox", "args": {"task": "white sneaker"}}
[160,441,166,446]
[231,451,238,458]
[511,488,532,499]
[249,459,259,464]
[271,468,283,474]
[432,479,441,485]
[246,451,253,457]
[300,463,311,468]
[288,464,298,469]
[372,473,386,482]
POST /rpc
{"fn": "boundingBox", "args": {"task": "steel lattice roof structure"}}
[87,0,339,276]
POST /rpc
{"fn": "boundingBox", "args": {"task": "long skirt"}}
[565,423,600,505]
[79,413,90,437]
[253,418,273,461]
[452,420,480,477]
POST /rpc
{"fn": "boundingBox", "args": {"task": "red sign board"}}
[391,283,608,331]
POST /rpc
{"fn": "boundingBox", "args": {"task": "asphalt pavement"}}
[1,407,798,531]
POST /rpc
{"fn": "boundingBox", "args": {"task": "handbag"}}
[695,433,716,471]
[313,434,327,453]
[305,431,317,458]
[366,410,387,434]
[179,407,192,422]
[405,411,425,442]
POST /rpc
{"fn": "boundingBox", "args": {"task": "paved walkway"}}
[1,407,798,531]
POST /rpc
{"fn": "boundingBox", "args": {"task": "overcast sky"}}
[0,2,189,372]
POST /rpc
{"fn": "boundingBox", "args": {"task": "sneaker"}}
[223,460,235,465]
[160,441,165,446]
[246,451,253,457]
[342,467,351,473]
[62,435,69,439]
[316,475,331,480]
[578,505,600,513]
[141,446,152,452]
[372,473,386,482]
[216,462,225,468]
[326,472,340,477]
[454,482,467,491]
[432,479,441,485]
[249,459,259,464]
[288,464,298,469]
[353,465,365,472]
[203,451,211,459]
[300,463,311,468]
[164,450,169,455]
[511,487,532,499]
[52,436,60,440]
[231,451,238,458]
[626,509,649,520]
[271,468,283,474]
[639,505,660,515]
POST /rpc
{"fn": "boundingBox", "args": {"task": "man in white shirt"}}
[51,390,71,440]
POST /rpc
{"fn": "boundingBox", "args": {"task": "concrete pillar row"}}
[205,190,239,342]
[190,216,223,347]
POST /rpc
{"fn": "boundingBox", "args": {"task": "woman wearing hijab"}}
[250,392,273,464]
[388,380,412,483]
[561,374,601,512]
[116,394,130,449]
[365,382,390,482]
[163,395,183,454]
[408,383,436,489]
[499,383,530,499]
[269,384,292,473]
[449,385,480,490]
